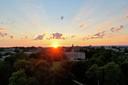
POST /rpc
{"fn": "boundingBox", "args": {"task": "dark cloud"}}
[10,35,14,39]
[47,33,65,40]
[34,34,45,40]
[110,27,115,32]
[117,25,124,31]
[60,16,64,20]
[83,24,125,41]
[110,25,124,32]
[83,31,106,40]
[0,27,15,39]
[93,31,105,38]
[52,33,65,39]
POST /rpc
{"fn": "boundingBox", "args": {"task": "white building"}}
[65,47,85,61]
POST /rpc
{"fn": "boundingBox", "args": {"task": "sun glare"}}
[52,41,59,48]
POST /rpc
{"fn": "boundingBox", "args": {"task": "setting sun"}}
[51,41,60,48]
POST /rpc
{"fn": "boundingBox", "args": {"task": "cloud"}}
[0,32,8,37]
[52,33,65,39]
[93,31,105,38]
[0,32,15,40]
[83,24,124,41]
[83,31,106,40]
[47,33,65,40]
[10,35,14,39]
[0,27,14,39]
[110,25,124,32]
[110,27,115,32]
[60,16,64,20]
[34,34,45,40]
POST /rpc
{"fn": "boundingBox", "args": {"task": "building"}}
[64,46,86,61]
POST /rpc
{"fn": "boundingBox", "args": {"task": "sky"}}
[0,0,128,47]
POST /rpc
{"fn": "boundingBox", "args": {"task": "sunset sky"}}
[0,0,128,47]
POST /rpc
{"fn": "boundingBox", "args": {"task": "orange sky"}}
[0,0,128,47]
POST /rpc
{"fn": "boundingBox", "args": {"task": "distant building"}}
[24,48,41,55]
[64,46,86,61]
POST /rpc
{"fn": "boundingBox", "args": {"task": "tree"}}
[120,60,128,85]
[9,70,28,85]
[50,61,73,85]
[86,64,99,85]
[32,60,51,85]
[99,62,120,85]
[0,60,13,85]
[71,61,87,83]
